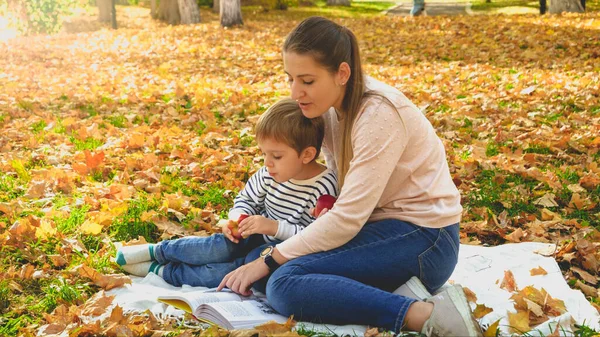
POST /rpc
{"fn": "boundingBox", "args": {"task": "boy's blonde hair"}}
[255,98,325,161]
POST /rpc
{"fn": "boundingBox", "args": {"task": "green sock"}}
[121,261,163,277]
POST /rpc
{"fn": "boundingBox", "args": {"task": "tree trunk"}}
[213,0,220,13]
[151,0,158,18]
[98,0,112,22]
[549,0,584,13]
[326,0,350,6]
[111,0,118,29]
[540,0,547,13]
[177,0,200,24]
[156,0,181,24]
[220,0,242,27]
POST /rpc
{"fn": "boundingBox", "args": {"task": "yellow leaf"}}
[508,311,530,334]
[473,303,494,319]
[36,219,57,240]
[483,319,500,337]
[80,220,103,235]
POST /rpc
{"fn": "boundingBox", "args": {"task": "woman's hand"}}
[310,207,329,218]
[217,258,270,296]
[238,216,278,237]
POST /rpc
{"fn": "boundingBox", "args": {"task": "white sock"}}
[121,261,163,277]
[116,244,156,266]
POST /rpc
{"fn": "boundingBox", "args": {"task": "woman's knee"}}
[265,263,303,315]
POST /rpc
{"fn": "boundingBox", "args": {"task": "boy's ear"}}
[300,147,317,164]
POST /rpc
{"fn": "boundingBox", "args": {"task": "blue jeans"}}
[264,220,460,333]
[155,234,273,287]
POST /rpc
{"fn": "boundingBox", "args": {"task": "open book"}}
[158,289,288,330]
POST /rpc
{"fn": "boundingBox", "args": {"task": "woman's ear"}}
[337,62,351,86]
[300,147,318,164]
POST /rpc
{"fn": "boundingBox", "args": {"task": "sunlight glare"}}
[0,15,18,42]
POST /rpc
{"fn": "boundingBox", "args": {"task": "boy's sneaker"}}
[393,276,432,301]
[421,285,483,337]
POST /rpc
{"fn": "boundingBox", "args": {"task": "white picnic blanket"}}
[106,242,599,336]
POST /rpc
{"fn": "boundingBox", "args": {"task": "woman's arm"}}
[276,99,410,259]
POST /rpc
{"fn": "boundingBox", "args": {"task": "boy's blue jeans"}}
[154,234,273,287]
[262,219,460,333]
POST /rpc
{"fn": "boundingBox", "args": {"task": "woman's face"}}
[283,51,345,119]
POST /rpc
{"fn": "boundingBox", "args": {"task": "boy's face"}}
[258,137,310,183]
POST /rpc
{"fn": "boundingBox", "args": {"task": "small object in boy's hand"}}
[227,220,243,240]
[315,195,336,216]
[237,214,249,223]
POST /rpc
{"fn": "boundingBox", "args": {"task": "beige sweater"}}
[277,77,462,260]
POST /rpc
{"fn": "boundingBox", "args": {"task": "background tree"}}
[213,0,220,13]
[178,0,200,24]
[98,0,112,21]
[220,0,242,27]
[549,0,584,13]
[327,0,350,6]
[154,0,200,24]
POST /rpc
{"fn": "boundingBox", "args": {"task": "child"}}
[115,98,338,287]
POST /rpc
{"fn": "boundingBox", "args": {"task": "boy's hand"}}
[218,219,240,244]
[238,216,278,237]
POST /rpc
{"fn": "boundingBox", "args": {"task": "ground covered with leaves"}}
[0,5,599,337]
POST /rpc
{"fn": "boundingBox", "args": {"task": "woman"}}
[218,16,483,336]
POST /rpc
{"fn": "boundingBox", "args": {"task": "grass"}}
[0,173,24,202]
[466,169,541,218]
[69,135,104,151]
[109,195,161,242]
[55,205,90,234]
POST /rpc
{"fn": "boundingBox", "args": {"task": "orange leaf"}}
[530,266,548,276]
[85,150,105,170]
[500,270,517,292]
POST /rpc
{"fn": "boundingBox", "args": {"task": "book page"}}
[201,300,288,329]
[158,290,242,313]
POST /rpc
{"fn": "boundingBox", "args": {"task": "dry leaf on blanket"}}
[473,304,493,319]
[500,270,517,292]
[483,319,500,337]
[463,286,478,303]
[508,311,530,334]
[530,266,548,276]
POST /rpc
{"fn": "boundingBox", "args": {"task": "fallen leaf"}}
[508,311,530,334]
[473,304,493,319]
[81,291,114,316]
[483,319,500,337]
[574,280,598,298]
[533,193,558,207]
[530,266,548,276]
[463,286,478,303]
[500,270,517,292]
[571,267,598,285]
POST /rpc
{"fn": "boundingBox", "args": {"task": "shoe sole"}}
[446,285,483,337]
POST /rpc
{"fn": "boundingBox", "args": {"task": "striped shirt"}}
[228,166,338,242]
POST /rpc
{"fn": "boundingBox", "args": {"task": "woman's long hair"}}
[283,16,365,188]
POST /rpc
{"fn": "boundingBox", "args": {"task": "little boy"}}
[115,98,338,287]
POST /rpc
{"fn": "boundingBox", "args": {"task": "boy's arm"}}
[228,167,269,220]
[273,169,339,241]
[273,220,304,241]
